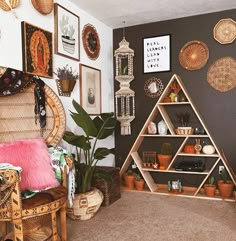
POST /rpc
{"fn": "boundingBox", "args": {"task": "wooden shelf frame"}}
[120,74,236,200]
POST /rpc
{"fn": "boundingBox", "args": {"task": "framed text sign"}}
[143,34,171,73]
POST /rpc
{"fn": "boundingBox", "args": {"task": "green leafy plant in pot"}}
[63,100,117,220]
[204,176,216,198]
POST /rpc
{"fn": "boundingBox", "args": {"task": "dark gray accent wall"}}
[113,9,236,173]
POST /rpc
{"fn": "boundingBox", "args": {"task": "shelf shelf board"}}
[158,102,190,105]
[140,134,208,137]
[142,168,208,175]
[178,153,219,157]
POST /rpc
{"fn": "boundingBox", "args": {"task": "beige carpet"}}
[67,191,236,241]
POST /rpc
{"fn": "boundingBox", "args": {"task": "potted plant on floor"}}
[124,170,135,189]
[63,100,117,220]
[134,174,145,191]
[217,168,234,199]
[204,176,216,197]
[157,143,172,170]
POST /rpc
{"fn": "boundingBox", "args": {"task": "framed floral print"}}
[80,64,101,115]
[21,21,53,78]
[54,3,80,61]
[143,34,171,73]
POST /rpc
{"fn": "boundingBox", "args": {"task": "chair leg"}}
[51,212,58,241]
[0,222,7,239]
[60,203,67,241]
[13,221,24,241]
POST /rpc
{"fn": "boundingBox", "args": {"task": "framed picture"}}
[54,3,80,61]
[21,21,53,78]
[80,64,101,115]
[143,34,171,73]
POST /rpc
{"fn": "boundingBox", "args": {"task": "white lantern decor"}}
[114,27,135,135]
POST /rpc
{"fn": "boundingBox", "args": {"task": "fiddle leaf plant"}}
[63,99,117,194]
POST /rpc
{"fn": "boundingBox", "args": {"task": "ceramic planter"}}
[204,184,216,197]
[135,179,145,191]
[67,188,104,221]
[217,180,234,199]
[124,174,135,189]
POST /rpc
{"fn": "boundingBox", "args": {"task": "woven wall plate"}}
[144,77,163,98]
[207,57,236,92]
[82,24,100,60]
[0,83,66,145]
[31,0,53,15]
[213,18,236,44]
[179,40,209,70]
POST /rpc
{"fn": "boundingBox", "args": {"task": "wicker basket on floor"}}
[92,166,121,206]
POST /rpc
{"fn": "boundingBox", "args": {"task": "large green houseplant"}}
[63,99,117,194]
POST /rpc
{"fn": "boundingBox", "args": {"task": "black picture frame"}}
[143,34,171,74]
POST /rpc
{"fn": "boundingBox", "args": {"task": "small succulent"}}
[161,143,172,155]
[135,174,142,181]
[208,176,215,185]
[127,170,133,176]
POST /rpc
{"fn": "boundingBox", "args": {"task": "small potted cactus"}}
[157,143,173,170]
[134,174,145,191]
[204,176,216,197]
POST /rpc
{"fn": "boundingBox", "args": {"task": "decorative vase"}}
[67,188,104,221]
[157,154,172,169]
[157,120,167,135]
[204,184,216,197]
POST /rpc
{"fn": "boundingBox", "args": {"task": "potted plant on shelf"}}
[217,168,234,199]
[134,174,145,191]
[204,176,216,197]
[175,112,193,135]
[124,170,135,189]
[63,100,117,220]
[157,143,172,170]
[54,64,79,93]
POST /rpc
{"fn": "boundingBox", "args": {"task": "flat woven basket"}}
[179,40,209,70]
[175,127,194,135]
[0,83,66,145]
[213,18,236,44]
[207,57,236,92]
[0,0,19,11]
[31,0,53,15]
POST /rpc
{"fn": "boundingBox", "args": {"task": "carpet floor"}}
[67,191,236,241]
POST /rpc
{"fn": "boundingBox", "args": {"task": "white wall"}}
[0,0,115,166]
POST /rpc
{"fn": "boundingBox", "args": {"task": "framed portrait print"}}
[21,21,53,78]
[80,64,101,115]
[143,34,171,73]
[54,3,80,61]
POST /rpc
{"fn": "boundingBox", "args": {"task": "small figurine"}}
[194,138,202,154]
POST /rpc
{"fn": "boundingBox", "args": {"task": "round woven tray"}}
[207,57,236,92]
[179,40,209,70]
[0,83,66,145]
[213,18,236,44]
[31,0,53,15]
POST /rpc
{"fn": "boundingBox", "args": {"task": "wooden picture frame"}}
[21,21,53,78]
[80,64,101,115]
[143,34,171,74]
[54,3,80,61]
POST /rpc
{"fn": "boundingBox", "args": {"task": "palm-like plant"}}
[63,100,117,194]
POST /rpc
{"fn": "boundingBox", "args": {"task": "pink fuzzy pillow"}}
[0,138,59,191]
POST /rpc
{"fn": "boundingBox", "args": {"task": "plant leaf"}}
[71,100,97,137]
[94,147,115,160]
[63,131,90,150]
[94,169,113,184]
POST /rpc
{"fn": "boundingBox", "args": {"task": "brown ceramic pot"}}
[217,180,234,199]
[204,184,216,197]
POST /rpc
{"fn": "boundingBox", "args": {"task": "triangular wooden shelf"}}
[120,74,236,201]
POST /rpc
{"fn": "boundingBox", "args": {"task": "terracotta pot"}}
[217,180,234,199]
[204,184,216,197]
[157,154,172,169]
[135,179,145,191]
[124,174,135,189]
[67,188,104,221]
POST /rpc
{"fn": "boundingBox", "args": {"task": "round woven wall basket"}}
[0,0,19,11]
[0,83,66,145]
[31,0,53,15]
[179,40,209,70]
[207,57,236,92]
[213,18,236,44]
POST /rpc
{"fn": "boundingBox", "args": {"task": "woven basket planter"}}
[67,188,103,221]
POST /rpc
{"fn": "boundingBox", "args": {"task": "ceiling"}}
[70,0,236,29]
